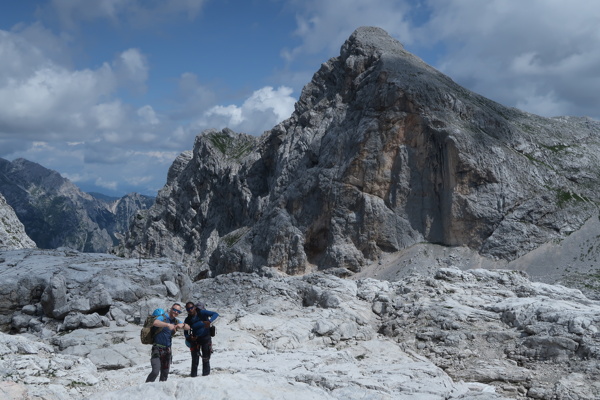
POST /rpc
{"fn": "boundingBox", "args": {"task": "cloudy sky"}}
[1,0,598,197]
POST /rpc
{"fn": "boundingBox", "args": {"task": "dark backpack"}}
[140,309,166,344]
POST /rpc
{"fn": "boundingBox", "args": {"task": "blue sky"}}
[1,0,599,197]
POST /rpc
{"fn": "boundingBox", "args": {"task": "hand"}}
[203,321,211,329]
[167,323,176,331]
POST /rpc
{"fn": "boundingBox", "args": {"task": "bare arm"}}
[153,318,176,331]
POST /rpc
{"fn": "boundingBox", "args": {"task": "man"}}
[145,304,185,382]
[182,301,219,377]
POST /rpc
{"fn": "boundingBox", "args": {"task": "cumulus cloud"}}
[0,22,154,143]
[92,101,127,130]
[137,105,160,125]
[283,0,413,62]
[0,62,116,136]
[415,0,600,118]
[197,86,296,135]
[95,177,118,191]
[113,48,148,93]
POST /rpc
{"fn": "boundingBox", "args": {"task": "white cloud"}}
[137,105,160,125]
[205,105,244,127]
[0,29,55,81]
[0,27,154,144]
[171,73,218,119]
[92,101,127,130]
[95,177,118,191]
[130,150,180,164]
[0,27,142,141]
[199,86,296,135]
[114,48,148,93]
[415,0,600,118]
[284,0,413,61]
[0,61,116,135]
[125,175,153,186]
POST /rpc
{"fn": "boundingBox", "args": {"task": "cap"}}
[196,302,205,310]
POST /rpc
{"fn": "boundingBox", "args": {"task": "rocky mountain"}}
[0,192,35,250]
[0,158,154,252]
[0,249,598,399]
[119,26,600,282]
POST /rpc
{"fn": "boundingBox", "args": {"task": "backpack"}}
[140,308,166,345]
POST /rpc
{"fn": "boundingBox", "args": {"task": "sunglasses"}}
[171,308,182,314]
[186,306,195,311]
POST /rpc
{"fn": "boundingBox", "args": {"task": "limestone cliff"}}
[0,193,35,250]
[120,27,600,278]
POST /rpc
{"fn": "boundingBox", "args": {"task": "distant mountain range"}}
[0,157,154,253]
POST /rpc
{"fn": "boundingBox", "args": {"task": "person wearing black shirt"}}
[182,301,219,377]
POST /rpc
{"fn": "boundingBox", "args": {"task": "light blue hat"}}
[152,308,165,316]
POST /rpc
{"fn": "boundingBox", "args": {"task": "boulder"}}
[40,274,67,318]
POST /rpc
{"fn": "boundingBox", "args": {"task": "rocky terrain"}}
[0,158,154,252]
[0,193,35,251]
[119,27,600,284]
[0,249,598,399]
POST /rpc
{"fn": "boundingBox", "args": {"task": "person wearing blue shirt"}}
[145,304,185,382]
[182,301,219,376]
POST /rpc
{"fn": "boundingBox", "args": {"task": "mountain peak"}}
[341,26,405,59]
[122,27,600,283]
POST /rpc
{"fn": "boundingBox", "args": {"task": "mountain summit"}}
[120,26,600,278]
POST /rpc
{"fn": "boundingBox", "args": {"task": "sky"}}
[0,0,599,197]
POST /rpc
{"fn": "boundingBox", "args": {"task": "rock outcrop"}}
[0,248,192,331]
[0,192,35,250]
[120,26,600,278]
[0,158,154,252]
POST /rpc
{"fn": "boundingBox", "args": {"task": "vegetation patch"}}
[541,143,569,152]
[209,132,233,154]
[556,189,588,208]
[68,381,94,388]
[222,227,249,248]
[208,132,255,161]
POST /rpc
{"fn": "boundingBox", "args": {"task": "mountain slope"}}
[120,26,600,278]
[0,158,154,252]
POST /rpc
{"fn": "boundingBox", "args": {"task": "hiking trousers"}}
[146,345,172,382]
[190,336,212,376]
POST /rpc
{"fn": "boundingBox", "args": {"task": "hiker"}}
[182,301,219,377]
[145,304,185,382]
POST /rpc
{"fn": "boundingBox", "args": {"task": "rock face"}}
[120,26,600,278]
[0,158,154,252]
[0,248,192,331]
[0,193,35,250]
